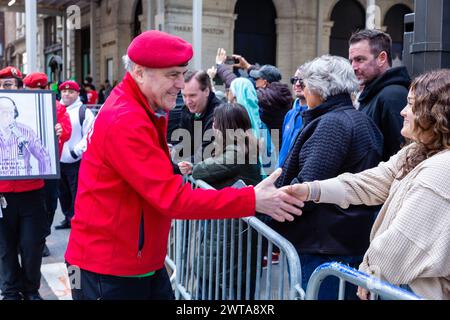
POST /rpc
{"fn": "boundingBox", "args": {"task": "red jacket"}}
[86,90,98,105]
[65,73,256,276]
[0,179,44,193]
[56,101,72,157]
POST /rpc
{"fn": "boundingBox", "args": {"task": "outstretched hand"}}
[279,183,309,202]
[254,169,304,222]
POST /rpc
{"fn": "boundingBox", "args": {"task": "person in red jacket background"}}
[84,83,98,105]
[23,72,72,257]
[0,67,48,300]
[23,72,72,158]
[65,30,304,300]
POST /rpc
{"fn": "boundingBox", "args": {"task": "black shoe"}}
[42,244,50,257]
[22,292,43,300]
[55,219,71,230]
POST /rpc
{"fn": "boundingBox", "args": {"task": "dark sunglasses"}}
[290,77,305,88]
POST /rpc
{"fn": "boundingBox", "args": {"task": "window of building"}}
[329,0,366,58]
[44,17,57,47]
[133,0,143,37]
[384,4,413,64]
[16,12,25,38]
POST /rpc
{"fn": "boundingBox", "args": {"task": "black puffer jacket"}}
[270,94,383,256]
[358,66,411,161]
[257,82,293,148]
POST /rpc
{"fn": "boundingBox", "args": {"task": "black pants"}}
[44,179,59,232]
[59,161,81,220]
[68,265,175,300]
[0,189,49,298]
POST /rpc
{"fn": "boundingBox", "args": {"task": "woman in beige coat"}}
[286,69,450,300]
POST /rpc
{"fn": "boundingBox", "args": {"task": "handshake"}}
[251,168,310,223]
[179,164,310,223]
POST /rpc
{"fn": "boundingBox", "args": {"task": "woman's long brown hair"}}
[399,69,450,179]
[212,102,259,164]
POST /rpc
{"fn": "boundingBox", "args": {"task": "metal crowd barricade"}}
[165,176,305,300]
[305,262,423,300]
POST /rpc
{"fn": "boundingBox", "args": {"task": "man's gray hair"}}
[302,55,359,100]
[122,55,136,72]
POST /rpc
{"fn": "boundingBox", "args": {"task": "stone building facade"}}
[1,0,413,87]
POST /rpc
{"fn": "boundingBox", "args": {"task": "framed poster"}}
[0,90,60,180]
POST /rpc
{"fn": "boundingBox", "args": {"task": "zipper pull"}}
[137,251,142,259]
[0,195,7,209]
[0,195,6,219]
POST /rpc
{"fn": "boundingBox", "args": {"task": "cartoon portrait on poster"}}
[0,90,59,180]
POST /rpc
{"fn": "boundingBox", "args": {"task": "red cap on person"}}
[23,72,48,88]
[59,80,80,92]
[127,30,193,68]
[0,66,23,79]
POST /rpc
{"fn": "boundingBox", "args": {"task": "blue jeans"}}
[299,253,363,300]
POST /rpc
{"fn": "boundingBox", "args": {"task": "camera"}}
[225,56,239,65]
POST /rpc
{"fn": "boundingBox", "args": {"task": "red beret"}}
[0,66,23,79]
[127,30,193,68]
[23,72,48,88]
[59,80,80,92]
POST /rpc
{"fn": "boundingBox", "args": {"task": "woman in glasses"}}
[288,69,450,300]
[269,55,384,299]
[278,70,309,168]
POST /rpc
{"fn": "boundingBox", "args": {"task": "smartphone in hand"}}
[225,56,239,65]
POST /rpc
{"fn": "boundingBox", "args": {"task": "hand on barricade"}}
[279,183,309,202]
[357,286,370,300]
[178,161,193,175]
[254,168,304,222]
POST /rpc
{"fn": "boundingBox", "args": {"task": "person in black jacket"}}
[257,82,293,149]
[349,30,411,161]
[173,70,221,164]
[269,55,383,300]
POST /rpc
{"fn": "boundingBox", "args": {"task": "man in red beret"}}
[24,72,73,257]
[56,80,94,230]
[0,66,23,90]
[65,30,303,300]
[23,72,47,89]
[0,67,48,300]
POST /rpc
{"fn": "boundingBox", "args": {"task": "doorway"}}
[234,0,277,66]
[329,0,366,58]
